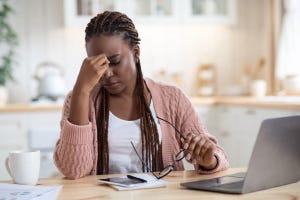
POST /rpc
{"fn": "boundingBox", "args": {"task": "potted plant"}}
[0,0,18,105]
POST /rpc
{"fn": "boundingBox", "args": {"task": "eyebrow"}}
[107,54,120,61]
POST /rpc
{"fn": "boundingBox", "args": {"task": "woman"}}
[54,11,229,179]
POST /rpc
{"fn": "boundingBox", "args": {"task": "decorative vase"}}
[0,86,8,106]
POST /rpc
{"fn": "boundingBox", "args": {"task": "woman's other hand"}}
[74,54,109,94]
[182,133,218,170]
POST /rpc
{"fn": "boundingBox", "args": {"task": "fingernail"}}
[183,143,188,150]
[186,153,191,160]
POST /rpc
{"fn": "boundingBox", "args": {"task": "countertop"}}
[0,96,300,112]
[0,104,63,112]
[191,96,300,110]
[21,168,300,199]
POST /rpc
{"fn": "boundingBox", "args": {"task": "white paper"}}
[0,183,62,200]
[98,174,167,191]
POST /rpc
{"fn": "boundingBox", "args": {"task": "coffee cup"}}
[250,80,267,97]
[5,150,40,185]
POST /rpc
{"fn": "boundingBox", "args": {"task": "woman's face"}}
[86,34,139,95]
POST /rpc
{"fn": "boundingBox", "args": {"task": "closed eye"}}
[110,61,120,66]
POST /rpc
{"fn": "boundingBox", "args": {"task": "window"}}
[275,0,300,94]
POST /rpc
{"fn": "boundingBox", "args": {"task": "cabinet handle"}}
[246,109,256,115]
[222,107,228,112]
[220,131,230,137]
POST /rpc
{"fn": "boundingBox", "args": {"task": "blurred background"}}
[0,0,299,180]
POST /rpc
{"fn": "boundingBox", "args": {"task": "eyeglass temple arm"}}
[130,141,159,179]
[130,141,147,168]
[156,116,186,139]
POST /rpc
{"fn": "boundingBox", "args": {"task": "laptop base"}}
[180,173,245,194]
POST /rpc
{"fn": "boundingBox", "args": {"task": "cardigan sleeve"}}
[176,89,229,174]
[53,92,95,179]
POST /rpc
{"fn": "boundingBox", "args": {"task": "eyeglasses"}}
[131,141,174,179]
[130,116,187,179]
[156,116,186,162]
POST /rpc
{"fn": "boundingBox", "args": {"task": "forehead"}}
[86,35,128,57]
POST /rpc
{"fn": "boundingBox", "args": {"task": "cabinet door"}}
[0,114,27,148]
[195,105,216,133]
[64,0,237,26]
[27,112,61,150]
[234,107,261,167]
[0,113,27,181]
[27,112,61,178]
[64,0,120,26]
[216,106,300,168]
[127,0,179,23]
[215,105,241,167]
[0,111,62,180]
[216,106,262,167]
[183,0,237,24]
[64,0,178,26]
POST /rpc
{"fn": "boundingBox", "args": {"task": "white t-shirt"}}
[108,100,162,174]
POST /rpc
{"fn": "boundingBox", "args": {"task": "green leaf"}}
[0,0,18,85]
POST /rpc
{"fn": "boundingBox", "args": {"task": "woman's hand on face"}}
[182,133,217,170]
[74,54,109,94]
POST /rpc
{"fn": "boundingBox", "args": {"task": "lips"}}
[102,81,121,90]
[103,82,119,87]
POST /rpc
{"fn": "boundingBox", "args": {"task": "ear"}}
[132,45,140,62]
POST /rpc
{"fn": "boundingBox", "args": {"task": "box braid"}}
[85,11,163,174]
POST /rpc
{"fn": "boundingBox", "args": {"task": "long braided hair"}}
[85,11,163,174]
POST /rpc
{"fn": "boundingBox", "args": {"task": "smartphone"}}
[98,175,147,187]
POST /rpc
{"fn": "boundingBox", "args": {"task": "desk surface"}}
[38,168,300,200]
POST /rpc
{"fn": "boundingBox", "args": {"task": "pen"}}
[127,175,147,183]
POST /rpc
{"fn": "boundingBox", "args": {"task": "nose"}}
[104,67,113,79]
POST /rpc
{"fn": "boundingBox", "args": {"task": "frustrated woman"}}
[54,11,229,179]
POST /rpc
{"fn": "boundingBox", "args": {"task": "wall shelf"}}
[64,0,237,26]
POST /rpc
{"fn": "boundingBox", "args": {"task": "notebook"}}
[98,173,167,191]
[181,116,300,194]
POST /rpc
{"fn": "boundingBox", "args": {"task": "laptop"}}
[180,115,300,194]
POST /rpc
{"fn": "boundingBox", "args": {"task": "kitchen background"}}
[0,0,299,181]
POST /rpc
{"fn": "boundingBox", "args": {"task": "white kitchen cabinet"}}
[182,0,237,24]
[0,114,27,149]
[214,106,300,168]
[123,0,180,23]
[64,0,119,26]
[215,106,260,167]
[0,111,61,181]
[0,113,27,181]
[191,104,300,169]
[64,0,237,26]
[195,105,217,133]
[64,0,179,25]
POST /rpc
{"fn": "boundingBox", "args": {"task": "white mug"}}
[250,80,267,97]
[5,150,40,185]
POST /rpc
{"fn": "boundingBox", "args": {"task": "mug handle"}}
[5,157,13,178]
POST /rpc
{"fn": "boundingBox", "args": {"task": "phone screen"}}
[98,176,147,187]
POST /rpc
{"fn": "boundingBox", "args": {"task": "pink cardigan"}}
[54,78,229,179]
